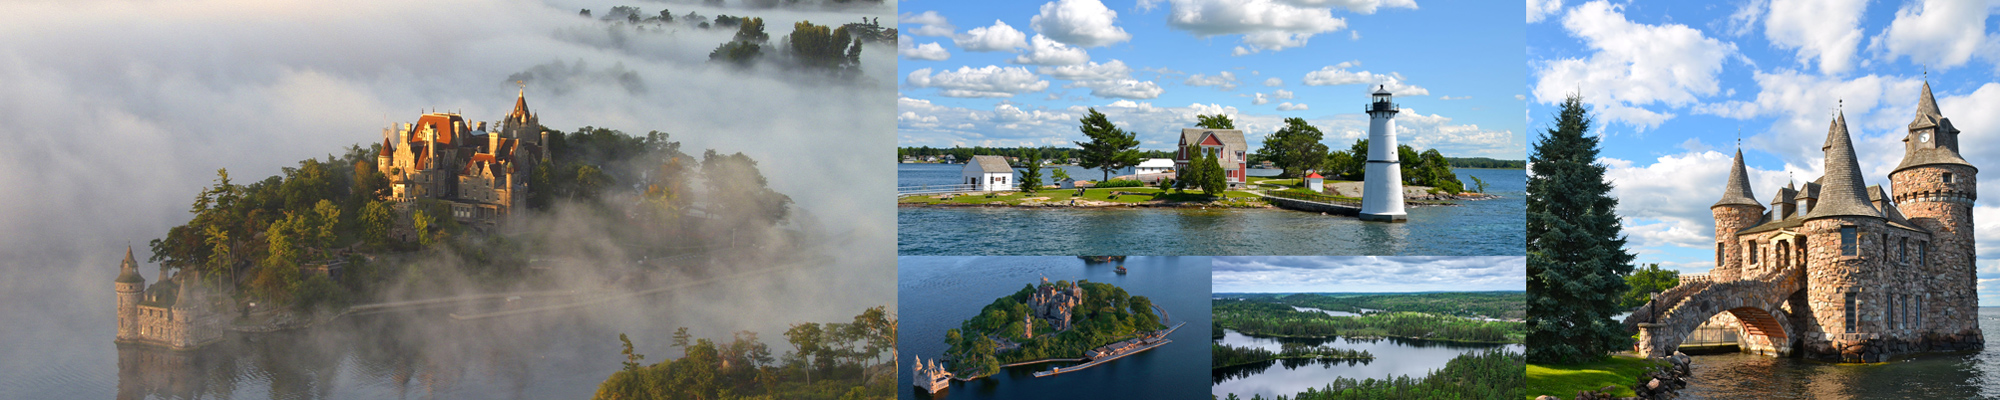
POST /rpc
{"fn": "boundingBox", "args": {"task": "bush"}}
[1095,179,1145,188]
[1157,177,1174,189]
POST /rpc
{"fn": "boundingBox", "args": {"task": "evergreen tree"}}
[1258,117,1329,178]
[1017,149,1045,192]
[1199,151,1227,196]
[1073,108,1142,182]
[1526,95,1636,364]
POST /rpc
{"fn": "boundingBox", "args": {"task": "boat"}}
[1116,265,1127,274]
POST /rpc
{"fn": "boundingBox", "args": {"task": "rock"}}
[1537,396,1561,400]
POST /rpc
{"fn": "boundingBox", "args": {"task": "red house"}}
[1175,128,1248,187]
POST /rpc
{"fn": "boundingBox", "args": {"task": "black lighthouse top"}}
[1368,85,1398,115]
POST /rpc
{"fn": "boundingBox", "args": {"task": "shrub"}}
[1094,179,1145,188]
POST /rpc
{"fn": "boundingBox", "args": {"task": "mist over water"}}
[0,0,894,397]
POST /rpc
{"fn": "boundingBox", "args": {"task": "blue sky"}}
[1212,256,1527,293]
[897,0,1526,159]
[1526,0,2000,305]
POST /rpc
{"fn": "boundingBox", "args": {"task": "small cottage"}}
[1305,172,1325,193]
[964,155,1014,192]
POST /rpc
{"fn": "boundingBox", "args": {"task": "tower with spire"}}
[114,246,144,342]
[1711,148,1765,281]
[1888,80,1981,349]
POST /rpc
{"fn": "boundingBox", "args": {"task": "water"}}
[1291,306,1361,317]
[1674,307,2000,399]
[898,256,1213,400]
[1211,329,1523,399]
[895,163,1278,187]
[898,164,1525,256]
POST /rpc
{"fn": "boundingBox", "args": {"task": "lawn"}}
[898,186,1264,205]
[1525,355,1662,400]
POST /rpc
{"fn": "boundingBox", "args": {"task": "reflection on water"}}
[1211,329,1522,399]
[1676,307,2000,399]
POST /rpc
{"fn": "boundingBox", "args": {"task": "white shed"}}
[1304,172,1326,193]
[1134,158,1175,174]
[963,155,1014,192]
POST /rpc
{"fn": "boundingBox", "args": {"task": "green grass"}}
[1525,355,1662,400]
[899,187,1265,205]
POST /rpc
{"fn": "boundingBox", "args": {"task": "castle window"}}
[1749,241,1759,265]
[1844,292,1857,333]
[1716,243,1723,267]
[1944,173,1954,183]
[1840,226,1858,256]
[1900,238,1908,263]
[1886,295,1895,330]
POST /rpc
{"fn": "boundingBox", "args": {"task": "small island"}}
[922,278,1180,390]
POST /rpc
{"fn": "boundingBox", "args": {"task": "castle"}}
[1028,277,1085,332]
[115,246,225,349]
[1647,82,1981,362]
[376,87,547,235]
[910,354,954,394]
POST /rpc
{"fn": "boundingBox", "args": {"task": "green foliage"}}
[1469,175,1488,194]
[359,200,393,250]
[1093,179,1146,188]
[735,17,769,42]
[1212,342,1373,369]
[1074,108,1143,182]
[1621,264,1680,309]
[1196,113,1236,130]
[1050,166,1071,183]
[1526,95,1636,364]
[1318,138,1464,192]
[1198,151,1227,196]
[1446,157,1528,169]
[1227,350,1525,400]
[1258,117,1329,178]
[701,150,794,227]
[1213,300,1523,344]
[897,146,1179,163]
[708,41,762,67]
[621,333,646,372]
[788,21,860,72]
[1017,149,1045,193]
[596,307,895,400]
[942,281,1166,376]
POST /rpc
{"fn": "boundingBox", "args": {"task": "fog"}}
[0,0,894,396]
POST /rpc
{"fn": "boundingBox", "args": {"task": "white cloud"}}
[1439,95,1471,100]
[1252,92,1271,105]
[1302,65,1428,95]
[1185,71,1239,90]
[1532,0,1734,129]
[1068,79,1166,99]
[1038,59,1134,81]
[1274,89,1295,99]
[1515,94,1526,100]
[1030,0,1133,47]
[1527,0,1562,23]
[898,11,957,37]
[901,99,1515,157]
[1010,34,1091,65]
[954,20,1029,52]
[1276,102,1308,111]
[1279,0,1419,14]
[1159,0,1348,54]
[1870,0,1999,71]
[1763,0,1867,74]
[1725,0,1767,37]
[1603,151,1797,251]
[905,66,1050,97]
[898,37,951,61]
[1264,77,1284,87]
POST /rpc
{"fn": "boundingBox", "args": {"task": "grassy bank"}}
[1525,355,1661,400]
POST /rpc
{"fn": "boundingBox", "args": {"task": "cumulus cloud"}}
[954,20,1029,52]
[1276,102,1309,111]
[1274,89,1295,99]
[899,10,956,37]
[1010,34,1091,66]
[1213,256,1527,293]
[1763,0,1867,74]
[1157,0,1348,54]
[1185,71,1240,90]
[1527,0,1562,23]
[906,66,1051,97]
[1252,92,1271,105]
[1264,77,1284,87]
[1038,59,1135,81]
[1276,0,1419,14]
[1532,0,1734,129]
[1068,79,1166,99]
[1302,65,1428,95]
[899,37,951,61]
[1869,0,1999,71]
[1030,0,1133,47]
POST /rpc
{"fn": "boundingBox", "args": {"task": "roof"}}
[967,155,1012,173]
[1714,148,1763,208]
[1909,81,1944,131]
[510,89,532,121]
[406,114,465,146]
[116,246,144,284]
[1895,82,1975,173]
[1372,85,1393,95]
[1769,184,1796,205]
[1136,158,1175,168]
[1305,172,1324,179]
[1804,111,1883,220]
[1794,180,1820,201]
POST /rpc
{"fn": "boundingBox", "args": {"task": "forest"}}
[1212,301,1523,344]
[942,280,1164,378]
[1215,350,1525,400]
[1212,342,1374,369]
[592,306,896,400]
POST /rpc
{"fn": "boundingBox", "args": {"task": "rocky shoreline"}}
[1540,352,1693,400]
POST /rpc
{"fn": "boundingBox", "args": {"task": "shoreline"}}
[1211,354,1378,370]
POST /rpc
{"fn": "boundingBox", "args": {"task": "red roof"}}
[1199,134,1223,146]
[405,114,464,146]
[1305,172,1323,179]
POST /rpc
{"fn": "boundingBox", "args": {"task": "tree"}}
[1074,108,1142,182]
[1198,151,1227,196]
[1526,95,1636,364]
[413,209,435,248]
[1622,264,1680,309]
[708,41,762,67]
[784,322,824,384]
[619,333,646,372]
[1050,166,1071,184]
[734,17,769,42]
[1321,139,1369,180]
[311,199,341,253]
[1470,175,1489,194]
[1196,113,1236,130]
[360,200,394,249]
[788,21,858,71]
[1017,149,1045,193]
[1259,117,1329,178]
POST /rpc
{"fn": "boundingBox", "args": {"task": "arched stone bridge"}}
[1622,264,1806,358]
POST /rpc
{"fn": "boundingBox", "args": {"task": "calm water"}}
[898,256,1213,400]
[1211,329,1522,399]
[898,163,1525,256]
[1676,307,2000,399]
[1291,306,1362,317]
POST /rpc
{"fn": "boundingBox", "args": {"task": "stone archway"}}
[1633,267,1804,358]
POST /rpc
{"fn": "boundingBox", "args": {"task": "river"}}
[898,256,1213,399]
[1211,329,1523,399]
[896,163,1525,256]
[1674,307,2000,399]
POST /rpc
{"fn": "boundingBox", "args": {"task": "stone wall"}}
[1711,205,1765,281]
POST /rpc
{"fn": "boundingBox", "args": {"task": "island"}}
[923,278,1179,389]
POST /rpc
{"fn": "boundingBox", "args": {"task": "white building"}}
[1360,86,1408,222]
[1305,172,1325,193]
[1134,158,1175,175]
[964,155,1014,192]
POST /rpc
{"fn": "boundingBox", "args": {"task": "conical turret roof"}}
[115,246,144,284]
[1714,148,1764,208]
[509,88,531,120]
[1908,81,1942,130]
[1894,81,1975,173]
[1805,111,1883,220]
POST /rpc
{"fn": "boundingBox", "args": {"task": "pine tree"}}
[1200,151,1227,196]
[1526,95,1636,364]
[1017,149,1045,193]
[1074,108,1142,182]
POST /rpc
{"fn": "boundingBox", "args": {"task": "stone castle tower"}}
[1711,148,1764,282]
[114,246,144,342]
[1888,81,1980,341]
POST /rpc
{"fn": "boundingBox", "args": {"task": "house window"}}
[1840,226,1858,256]
[1844,292,1857,333]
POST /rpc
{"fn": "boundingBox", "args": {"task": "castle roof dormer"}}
[116,246,144,284]
[1714,149,1763,209]
[1805,111,1883,220]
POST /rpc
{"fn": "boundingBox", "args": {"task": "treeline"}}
[897,146,1177,163]
[1213,301,1523,344]
[1235,292,1526,320]
[1217,350,1525,400]
[944,281,1163,377]
[1319,139,1467,193]
[595,306,895,400]
[1212,343,1374,369]
[1445,157,1526,169]
[579,6,881,74]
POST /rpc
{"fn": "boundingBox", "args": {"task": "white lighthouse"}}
[1360,86,1407,222]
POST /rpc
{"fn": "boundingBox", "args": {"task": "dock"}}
[1031,322,1185,378]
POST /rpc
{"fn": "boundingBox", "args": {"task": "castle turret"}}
[1711,148,1766,281]
[1803,110,1888,346]
[114,246,144,342]
[1890,81,1981,343]
[1360,86,1407,222]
